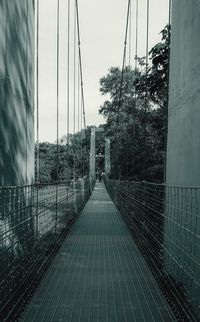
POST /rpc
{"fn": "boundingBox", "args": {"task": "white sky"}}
[37,0,170,143]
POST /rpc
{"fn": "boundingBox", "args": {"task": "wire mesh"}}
[0,177,91,321]
[105,178,200,321]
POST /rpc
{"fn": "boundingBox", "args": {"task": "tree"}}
[99,25,170,182]
[35,127,92,183]
[135,25,170,109]
[99,66,153,179]
[135,24,170,176]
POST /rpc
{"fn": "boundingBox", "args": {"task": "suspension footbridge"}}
[19,182,175,322]
[0,0,200,321]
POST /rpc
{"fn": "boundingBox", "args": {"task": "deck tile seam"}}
[123,219,176,320]
[38,220,88,322]
[102,210,109,322]
[21,213,87,321]
[20,229,76,322]
[35,218,87,321]
[48,220,89,322]
[76,208,95,322]
[108,191,163,322]
[59,219,90,322]
[88,204,98,322]
[113,207,157,321]
[109,206,139,321]
[105,209,118,322]
[112,199,176,321]
[109,210,132,322]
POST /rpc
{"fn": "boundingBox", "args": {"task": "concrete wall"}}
[0,1,35,186]
[166,0,200,187]
[165,0,200,313]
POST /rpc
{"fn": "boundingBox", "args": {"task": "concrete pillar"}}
[166,1,200,186]
[165,0,200,313]
[0,1,35,186]
[89,127,96,185]
[105,138,110,175]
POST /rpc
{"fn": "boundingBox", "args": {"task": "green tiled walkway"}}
[20,182,176,322]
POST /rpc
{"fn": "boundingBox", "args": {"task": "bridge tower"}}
[105,138,111,176]
[89,127,96,185]
[165,0,200,310]
[0,1,35,185]
[89,127,108,184]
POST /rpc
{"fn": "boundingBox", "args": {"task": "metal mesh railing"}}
[0,177,91,321]
[106,178,200,321]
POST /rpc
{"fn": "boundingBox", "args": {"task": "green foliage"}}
[99,25,170,182]
[35,126,92,183]
[135,25,170,109]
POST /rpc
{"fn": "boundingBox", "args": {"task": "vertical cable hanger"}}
[126,0,132,178]
[67,0,70,174]
[168,0,172,26]
[145,0,149,88]
[135,0,138,70]
[132,0,139,179]
[55,0,60,228]
[77,61,80,176]
[117,0,131,180]
[36,0,40,183]
[75,0,87,179]
[56,0,60,183]
[128,0,132,67]
[73,0,76,182]
[81,94,84,177]
[75,0,86,130]
[66,0,70,213]
[142,0,149,179]
[118,0,131,119]
[164,0,172,182]
[35,0,40,237]
[80,92,83,177]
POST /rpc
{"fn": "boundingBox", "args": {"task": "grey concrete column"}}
[105,138,110,175]
[0,1,35,186]
[166,1,200,187]
[165,1,200,313]
[89,127,96,184]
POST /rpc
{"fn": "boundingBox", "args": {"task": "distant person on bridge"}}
[98,171,102,182]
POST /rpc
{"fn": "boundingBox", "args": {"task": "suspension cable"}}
[67,0,70,154]
[56,0,60,183]
[73,0,77,181]
[73,0,76,137]
[128,0,132,67]
[117,0,131,179]
[135,0,138,70]
[132,0,139,179]
[164,0,172,182]
[75,0,86,130]
[36,0,40,183]
[126,0,132,178]
[77,54,80,176]
[118,0,131,117]
[55,0,60,227]
[142,0,149,179]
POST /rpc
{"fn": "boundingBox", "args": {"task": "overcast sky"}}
[37,0,170,142]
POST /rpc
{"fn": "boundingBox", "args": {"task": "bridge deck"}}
[20,182,176,322]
